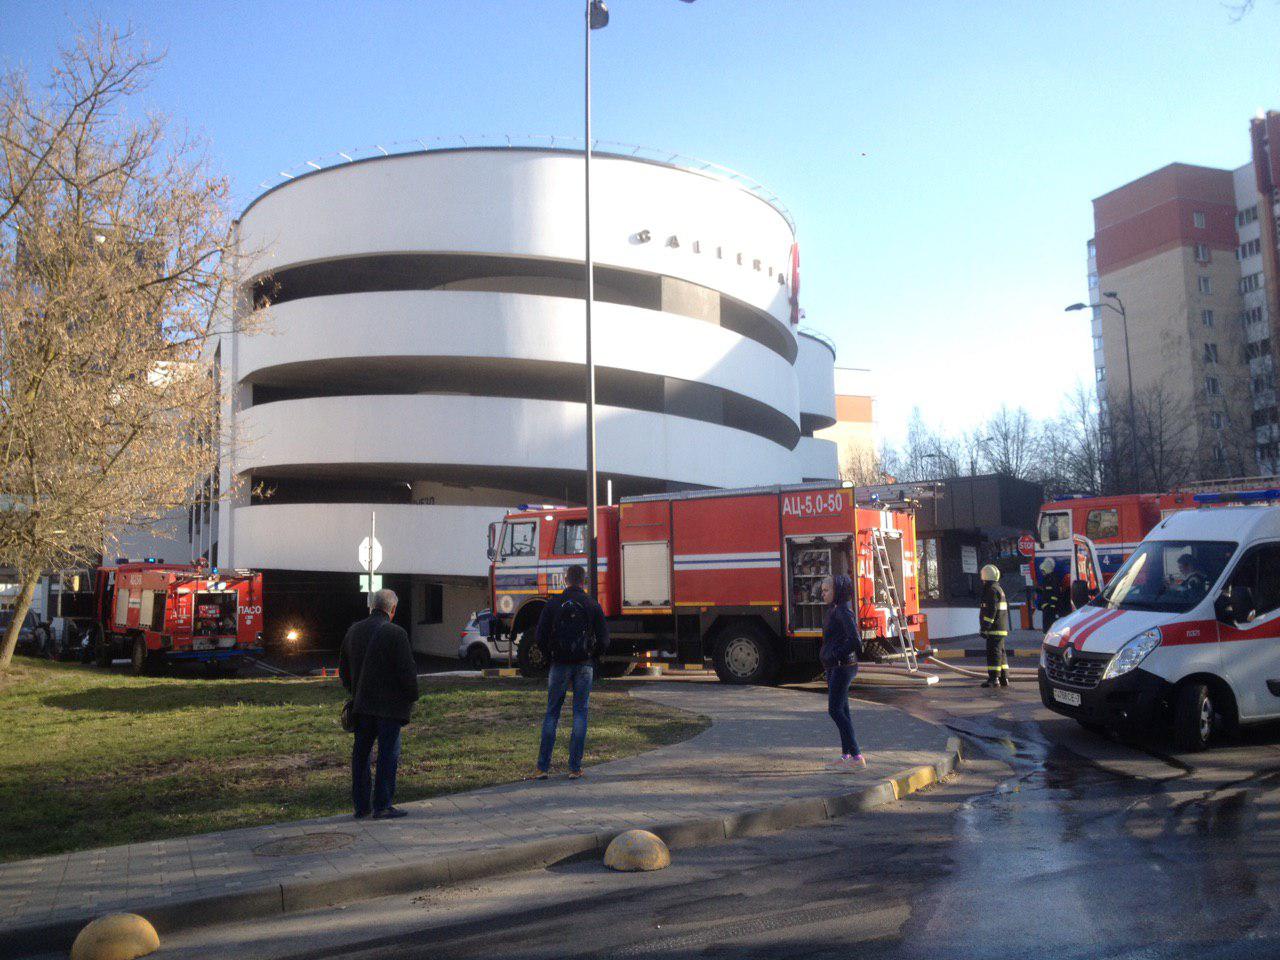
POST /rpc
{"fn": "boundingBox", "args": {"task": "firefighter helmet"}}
[1039,558,1055,575]
[980,564,1001,582]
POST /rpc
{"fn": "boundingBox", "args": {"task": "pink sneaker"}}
[838,754,867,774]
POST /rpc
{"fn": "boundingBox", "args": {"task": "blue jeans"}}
[537,663,593,773]
[352,713,402,815]
[826,664,860,757]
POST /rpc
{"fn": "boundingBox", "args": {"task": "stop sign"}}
[1018,534,1036,557]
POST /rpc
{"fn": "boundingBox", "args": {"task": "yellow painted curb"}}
[482,667,520,678]
[70,913,159,960]
[886,764,940,801]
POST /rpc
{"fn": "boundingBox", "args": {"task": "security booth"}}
[857,475,1043,640]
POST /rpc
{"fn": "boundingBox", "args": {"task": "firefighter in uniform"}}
[979,564,1010,688]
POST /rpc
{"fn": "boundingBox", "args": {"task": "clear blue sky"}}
[5,0,1278,445]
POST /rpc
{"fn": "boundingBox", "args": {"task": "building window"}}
[1206,376,1220,396]
[1202,309,1215,327]
[1198,276,1213,295]
[1204,343,1219,364]
[1193,211,1207,229]
[1096,366,1106,383]
[1092,335,1104,352]
[1240,273,1262,294]
[1088,273,1099,290]
[1210,412,1223,430]
[1194,243,1210,262]
[1214,444,1226,464]
[418,582,443,625]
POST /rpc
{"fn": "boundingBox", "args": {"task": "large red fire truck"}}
[84,561,265,675]
[486,483,922,684]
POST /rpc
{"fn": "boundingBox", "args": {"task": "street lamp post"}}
[582,0,693,597]
[1067,292,1136,491]
[584,0,607,597]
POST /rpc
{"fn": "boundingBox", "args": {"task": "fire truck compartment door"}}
[139,590,156,628]
[114,588,130,627]
[623,542,671,607]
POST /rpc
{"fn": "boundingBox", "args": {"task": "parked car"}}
[2,609,49,657]
[457,609,510,669]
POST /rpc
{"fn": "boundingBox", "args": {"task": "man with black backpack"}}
[531,564,609,780]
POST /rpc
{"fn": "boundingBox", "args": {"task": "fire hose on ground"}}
[923,655,1038,682]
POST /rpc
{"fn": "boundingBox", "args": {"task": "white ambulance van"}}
[1039,502,1280,751]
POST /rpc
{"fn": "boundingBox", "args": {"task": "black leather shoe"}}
[353,811,370,820]
[372,806,408,820]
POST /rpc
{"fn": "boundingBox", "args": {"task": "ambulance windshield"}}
[1093,540,1236,613]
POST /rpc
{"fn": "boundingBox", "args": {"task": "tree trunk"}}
[0,570,41,671]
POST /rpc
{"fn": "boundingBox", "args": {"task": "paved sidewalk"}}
[0,681,951,943]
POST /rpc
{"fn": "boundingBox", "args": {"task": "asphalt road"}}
[147,675,1280,960]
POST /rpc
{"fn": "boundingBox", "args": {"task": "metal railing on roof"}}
[796,326,837,356]
[250,135,795,231]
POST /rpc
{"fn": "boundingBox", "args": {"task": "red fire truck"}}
[486,483,922,684]
[85,561,265,675]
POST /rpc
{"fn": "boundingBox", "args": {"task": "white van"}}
[1039,503,1280,751]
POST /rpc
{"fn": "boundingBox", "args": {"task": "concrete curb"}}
[2,739,962,958]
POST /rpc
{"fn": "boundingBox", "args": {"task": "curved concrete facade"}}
[217,147,838,655]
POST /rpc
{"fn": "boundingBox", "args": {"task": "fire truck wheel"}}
[88,627,111,667]
[516,629,548,678]
[1172,681,1216,752]
[712,626,778,685]
[130,637,155,676]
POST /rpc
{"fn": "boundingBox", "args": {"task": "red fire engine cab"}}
[87,561,265,675]
[486,483,922,684]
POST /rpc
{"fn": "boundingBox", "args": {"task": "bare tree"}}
[0,25,252,670]
[983,405,1040,479]
[1128,383,1195,491]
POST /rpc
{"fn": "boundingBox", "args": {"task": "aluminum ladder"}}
[870,529,918,672]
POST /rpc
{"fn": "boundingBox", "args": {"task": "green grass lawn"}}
[0,658,708,862]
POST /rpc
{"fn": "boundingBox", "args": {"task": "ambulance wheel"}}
[712,625,778,685]
[1172,681,1215,752]
[516,629,548,678]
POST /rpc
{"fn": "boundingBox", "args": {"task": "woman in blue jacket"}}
[820,574,866,771]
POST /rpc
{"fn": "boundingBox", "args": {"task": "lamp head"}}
[1064,303,1089,312]
[589,0,609,28]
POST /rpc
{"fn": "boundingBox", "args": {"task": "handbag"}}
[339,698,356,733]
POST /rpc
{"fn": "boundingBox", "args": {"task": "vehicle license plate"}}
[1053,688,1082,707]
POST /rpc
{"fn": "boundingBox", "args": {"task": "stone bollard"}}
[70,913,160,960]
[603,829,671,872]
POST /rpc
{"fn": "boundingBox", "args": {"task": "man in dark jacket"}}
[531,565,609,780]
[340,589,419,819]
[978,565,1010,689]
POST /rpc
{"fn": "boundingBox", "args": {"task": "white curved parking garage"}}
[217,146,840,656]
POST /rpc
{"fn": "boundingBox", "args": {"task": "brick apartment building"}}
[1086,110,1280,481]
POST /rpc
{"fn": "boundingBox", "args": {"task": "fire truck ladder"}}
[870,529,918,673]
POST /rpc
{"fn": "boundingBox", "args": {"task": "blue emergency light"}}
[1193,489,1280,505]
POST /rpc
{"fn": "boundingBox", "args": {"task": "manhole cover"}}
[253,832,356,857]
